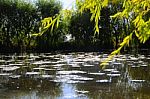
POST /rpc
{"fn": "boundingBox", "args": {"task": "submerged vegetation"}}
[0,0,149,53]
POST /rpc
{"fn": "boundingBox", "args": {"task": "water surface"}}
[0,52,150,99]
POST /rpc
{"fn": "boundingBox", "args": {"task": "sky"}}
[29,0,76,10]
[61,0,76,10]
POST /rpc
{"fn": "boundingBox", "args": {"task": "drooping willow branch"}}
[32,14,61,36]
[101,0,150,67]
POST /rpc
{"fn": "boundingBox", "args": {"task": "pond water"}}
[0,52,150,99]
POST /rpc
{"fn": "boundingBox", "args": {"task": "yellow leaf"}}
[110,12,122,18]
[135,31,139,37]
[102,0,108,7]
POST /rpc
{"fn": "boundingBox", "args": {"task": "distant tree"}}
[0,0,63,52]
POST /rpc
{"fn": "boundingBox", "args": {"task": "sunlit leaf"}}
[102,0,108,7]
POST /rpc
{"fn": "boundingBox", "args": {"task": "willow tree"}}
[75,0,150,64]
[34,0,150,64]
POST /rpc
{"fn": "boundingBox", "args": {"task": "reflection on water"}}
[0,52,150,99]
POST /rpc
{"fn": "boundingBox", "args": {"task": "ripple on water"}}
[107,74,121,77]
[103,69,116,72]
[112,62,122,66]
[26,72,40,75]
[140,64,148,67]
[0,73,11,76]
[41,75,53,79]
[57,70,86,75]
[131,66,140,68]
[111,70,120,73]
[32,61,44,65]
[66,80,85,84]
[129,57,139,61]
[75,90,89,94]
[130,80,145,82]
[70,76,94,81]
[71,61,84,64]
[83,64,95,67]
[2,66,20,72]
[0,60,5,63]
[88,72,105,76]
[70,64,80,68]
[33,68,45,70]
[96,79,111,83]
[9,75,21,79]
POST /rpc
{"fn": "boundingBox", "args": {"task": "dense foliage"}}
[0,0,149,53]
[0,0,63,52]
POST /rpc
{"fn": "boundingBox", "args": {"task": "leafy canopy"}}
[34,0,150,65]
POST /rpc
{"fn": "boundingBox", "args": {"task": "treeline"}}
[0,0,63,52]
[0,0,149,52]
